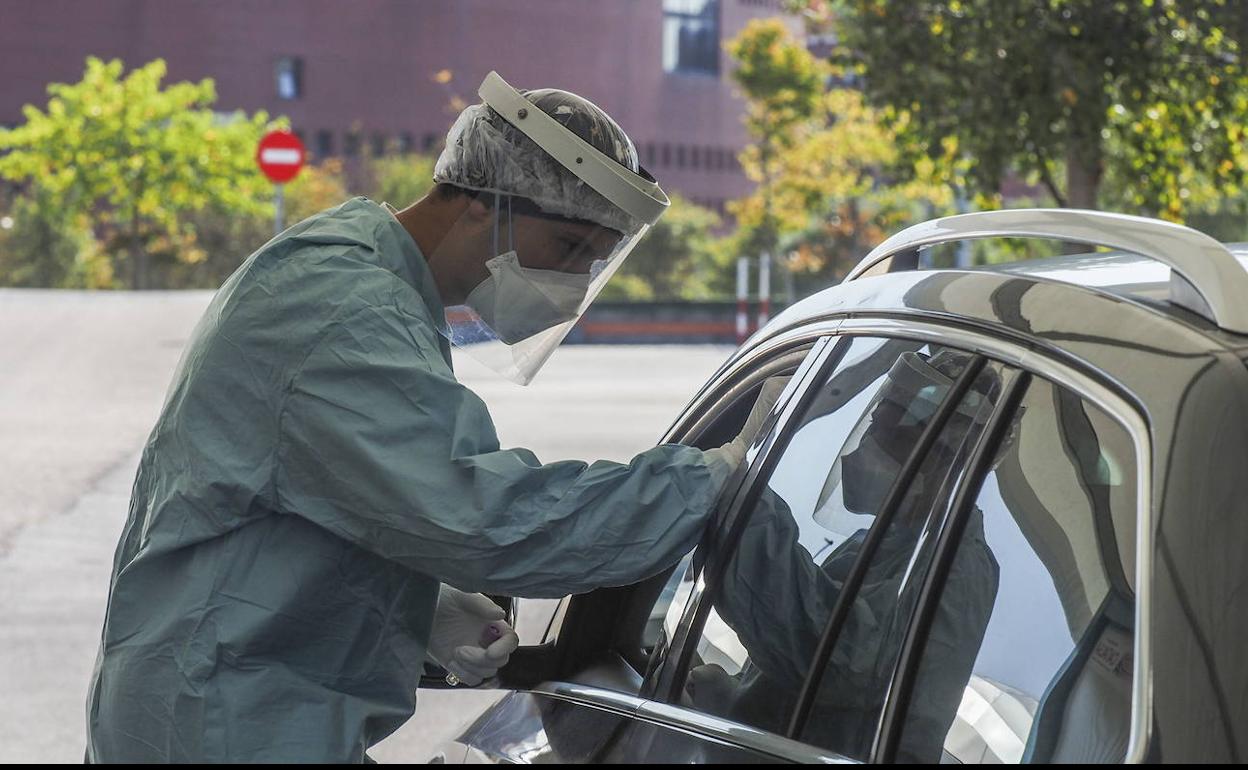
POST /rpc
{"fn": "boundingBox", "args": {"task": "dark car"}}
[426,209,1248,764]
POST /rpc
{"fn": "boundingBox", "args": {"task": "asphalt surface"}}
[0,288,733,763]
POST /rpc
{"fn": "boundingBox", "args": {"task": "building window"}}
[663,0,720,76]
[344,130,361,158]
[676,145,687,168]
[316,129,334,159]
[371,132,387,156]
[275,57,302,100]
[423,133,438,152]
[398,132,415,154]
[661,144,672,167]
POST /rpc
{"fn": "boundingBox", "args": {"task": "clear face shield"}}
[813,351,986,532]
[432,72,668,384]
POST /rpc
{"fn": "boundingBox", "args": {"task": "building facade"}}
[0,0,801,214]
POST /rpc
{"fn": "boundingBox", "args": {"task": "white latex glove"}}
[428,585,520,687]
[705,376,791,479]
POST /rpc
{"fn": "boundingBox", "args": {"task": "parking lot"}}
[0,289,733,763]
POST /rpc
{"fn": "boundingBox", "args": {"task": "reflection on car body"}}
[427,210,1248,764]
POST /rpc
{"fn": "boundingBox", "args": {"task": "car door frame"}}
[639,314,1155,764]
[439,335,842,763]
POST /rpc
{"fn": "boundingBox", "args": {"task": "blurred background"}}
[4,0,1248,762]
[7,1,1247,310]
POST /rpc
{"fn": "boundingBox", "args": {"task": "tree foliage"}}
[0,188,112,288]
[364,152,436,209]
[727,18,954,292]
[0,57,277,288]
[600,194,729,301]
[727,18,827,254]
[829,0,1248,220]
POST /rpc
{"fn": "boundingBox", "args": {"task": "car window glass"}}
[675,337,991,739]
[795,358,1007,759]
[534,346,816,660]
[648,552,695,650]
[896,378,1136,764]
[516,598,563,646]
[642,347,818,655]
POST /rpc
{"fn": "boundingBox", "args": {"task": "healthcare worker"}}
[86,72,775,763]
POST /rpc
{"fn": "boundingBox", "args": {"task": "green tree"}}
[0,57,278,288]
[728,18,827,259]
[600,193,728,301]
[727,20,955,293]
[0,188,112,288]
[827,0,1248,221]
[365,152,436,208]
[170,158,354,289]
[285,158,352,224]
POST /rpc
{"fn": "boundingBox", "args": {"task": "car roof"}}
[981,242,1248,311]
[753,241,1248,364]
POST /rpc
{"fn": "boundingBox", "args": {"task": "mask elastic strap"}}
[507,196,514,253]
[491,192,501,257]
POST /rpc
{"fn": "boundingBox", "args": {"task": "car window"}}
[894,377,1137,764]
[674,336,998,741]
[794,357,1008,760]
[520,346,815,660]
[642,346,820,655]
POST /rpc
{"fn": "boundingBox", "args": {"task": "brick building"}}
[0,0,802,214]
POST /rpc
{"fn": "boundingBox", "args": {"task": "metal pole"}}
[274,184,285,236]
[736,256,750,344]
[758,252,772,328]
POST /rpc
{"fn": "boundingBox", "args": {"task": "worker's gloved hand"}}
[704,376,791,481]
[428,585,520,687]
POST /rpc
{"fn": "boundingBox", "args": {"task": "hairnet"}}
[433,86,642,234]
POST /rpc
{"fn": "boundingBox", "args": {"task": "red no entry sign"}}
[256,130,305,184]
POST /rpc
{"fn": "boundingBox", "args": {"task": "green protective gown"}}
[85,197,727,763]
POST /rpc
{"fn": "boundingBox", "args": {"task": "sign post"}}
[757,252,771,328]
[736,256,750,344]
[256,130,306,235]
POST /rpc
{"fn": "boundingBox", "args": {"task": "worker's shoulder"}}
[202,211,435,355]
[245,201,433,317]
[254,198,396,280]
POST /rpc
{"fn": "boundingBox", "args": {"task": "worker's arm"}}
[276,301,734,598]
[709,489,849,690]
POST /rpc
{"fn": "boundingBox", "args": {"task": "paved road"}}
[0,289,733,763]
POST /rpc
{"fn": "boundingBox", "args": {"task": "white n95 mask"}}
[465,252,592,345]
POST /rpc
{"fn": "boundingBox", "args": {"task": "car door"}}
[605,334,1012,763]
[618,327,1144,765]
[871,368,1140,764]
[432,336,830,763]
[440,324,1146,764]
